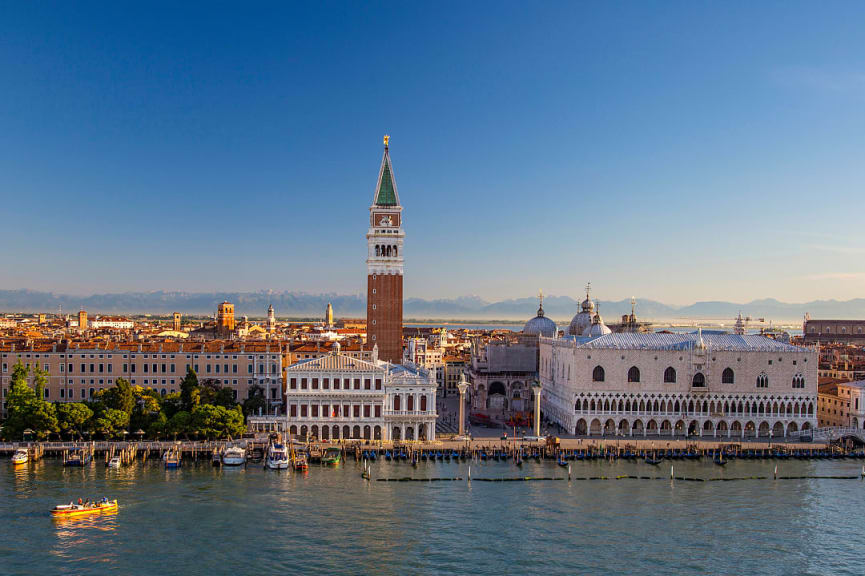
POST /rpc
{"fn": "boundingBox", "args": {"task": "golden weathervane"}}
[383,134,390,147]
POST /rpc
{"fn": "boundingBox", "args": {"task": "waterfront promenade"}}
[0,435,838,461]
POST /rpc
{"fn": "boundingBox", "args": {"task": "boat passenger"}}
[78,498,83,505]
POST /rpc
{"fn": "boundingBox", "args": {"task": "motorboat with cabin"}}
[11,448,28,465]
[222,446,247,466]
[321,447,342,465]
[266,442,290,470]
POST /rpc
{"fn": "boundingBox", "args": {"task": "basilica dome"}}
[523,295,557,338]
[583,311,612,338]
[568,287,596,336]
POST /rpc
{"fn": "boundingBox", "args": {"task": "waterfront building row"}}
[539,332,818,438]
[0,341,284,416]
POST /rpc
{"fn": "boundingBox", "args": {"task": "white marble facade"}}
[285,352,436,442]
[539,332,817,438]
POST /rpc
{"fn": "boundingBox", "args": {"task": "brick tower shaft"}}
[366,136,404,364]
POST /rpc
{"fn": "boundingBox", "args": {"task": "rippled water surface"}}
[2,457,864,575]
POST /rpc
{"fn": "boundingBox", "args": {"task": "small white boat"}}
[221,446,246,466]
[107,456,122,469]
[265,443,290,470]
[11,448,28,466]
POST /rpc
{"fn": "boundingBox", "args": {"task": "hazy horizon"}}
[1,287,861,323]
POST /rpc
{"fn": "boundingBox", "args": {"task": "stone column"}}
[532,381,542,437]
[457,374,469,438]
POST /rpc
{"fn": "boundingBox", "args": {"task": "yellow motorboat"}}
[11,448,29,465]
[51,499,118,519]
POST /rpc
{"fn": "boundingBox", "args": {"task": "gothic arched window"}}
[627,366,640,383]
[664,367,676,383]
[722,368,734,384]
[592,365,605,382]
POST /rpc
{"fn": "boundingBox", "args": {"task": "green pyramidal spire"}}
[374,136,399,206]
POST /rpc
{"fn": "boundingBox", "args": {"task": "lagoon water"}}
[2,458,863,575]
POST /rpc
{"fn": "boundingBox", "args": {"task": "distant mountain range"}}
[1,289,864,323]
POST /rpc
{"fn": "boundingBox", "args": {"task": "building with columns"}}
[366,135,404,364]
[285,348,436,442]
[539,331,818,438]
[467,335,539,416]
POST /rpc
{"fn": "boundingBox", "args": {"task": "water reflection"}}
[51,508,119,568]
[53,508,119,529]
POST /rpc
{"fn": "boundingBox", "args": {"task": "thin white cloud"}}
[773,67,865,98]
[804,272,865,281]
[807,244,865,256]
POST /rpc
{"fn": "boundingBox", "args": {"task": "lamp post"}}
[457,374,469,439]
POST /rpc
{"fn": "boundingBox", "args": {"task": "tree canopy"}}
[1,363,58,440]
[1,363,254,441]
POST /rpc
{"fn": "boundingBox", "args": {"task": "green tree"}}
[27,401,59,440]
[32,364,48,402]
[200,379,236,409]
[1,362,58,440]
[2,364,37,439]
[180,367,200,412]
[242,384,266,417]
[57,403,94,439]
[129,386,162,435]
[160,392,182,419]
[190,404,245,439]
[97,377,135,414]
[166,410,191,438]
[147,412,168,438]
[223,405,246,438]
[93,408,130,439]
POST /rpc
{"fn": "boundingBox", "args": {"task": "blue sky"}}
[1,2,864,305]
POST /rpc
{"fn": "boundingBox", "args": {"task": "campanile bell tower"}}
[366,135,404,364]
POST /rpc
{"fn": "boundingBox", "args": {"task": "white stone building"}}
[89,316,135,330]
[539,331,818,439]
[404,337,443,383]
[285,350,437,441]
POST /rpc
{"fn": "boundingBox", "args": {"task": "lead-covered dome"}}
[524,307,557,337]
[568,287,596,336]
[524,293,557,337]
[583,311,612,338]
